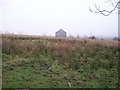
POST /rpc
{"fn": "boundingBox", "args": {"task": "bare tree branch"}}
[111,2,120,9]
[89,0,120,16]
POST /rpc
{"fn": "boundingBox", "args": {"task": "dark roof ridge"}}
[57,29,66,32]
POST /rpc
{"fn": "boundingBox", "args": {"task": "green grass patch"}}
[2,36,119,88]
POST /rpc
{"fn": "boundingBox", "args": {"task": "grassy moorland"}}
[2,34,119,88]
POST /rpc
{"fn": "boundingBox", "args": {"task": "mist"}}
[0,0,118,38]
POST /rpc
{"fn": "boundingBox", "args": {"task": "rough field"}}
[2,34,119,88]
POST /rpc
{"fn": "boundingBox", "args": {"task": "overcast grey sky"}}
[0,0,118,38]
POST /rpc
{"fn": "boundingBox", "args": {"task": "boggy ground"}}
[2,34,119,88]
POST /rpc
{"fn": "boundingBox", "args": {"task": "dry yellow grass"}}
[2,34,119,88]
[2,34,119,48]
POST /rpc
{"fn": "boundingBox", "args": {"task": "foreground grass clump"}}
[2,34,119,88]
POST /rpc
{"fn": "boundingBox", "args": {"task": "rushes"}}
[2,34,119,69]
[2,34,119,62]
[2,34,119,88]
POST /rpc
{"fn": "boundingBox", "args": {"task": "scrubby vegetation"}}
[2,34,119,88]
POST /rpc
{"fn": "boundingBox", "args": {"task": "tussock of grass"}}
[2,34,119,88]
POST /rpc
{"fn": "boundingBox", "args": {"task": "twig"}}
[68,82,71,87]
[89,0,120,16]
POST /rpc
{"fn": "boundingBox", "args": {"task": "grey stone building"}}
[55,29,67,37]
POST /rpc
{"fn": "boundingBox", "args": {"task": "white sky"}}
[0,0,118,38]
